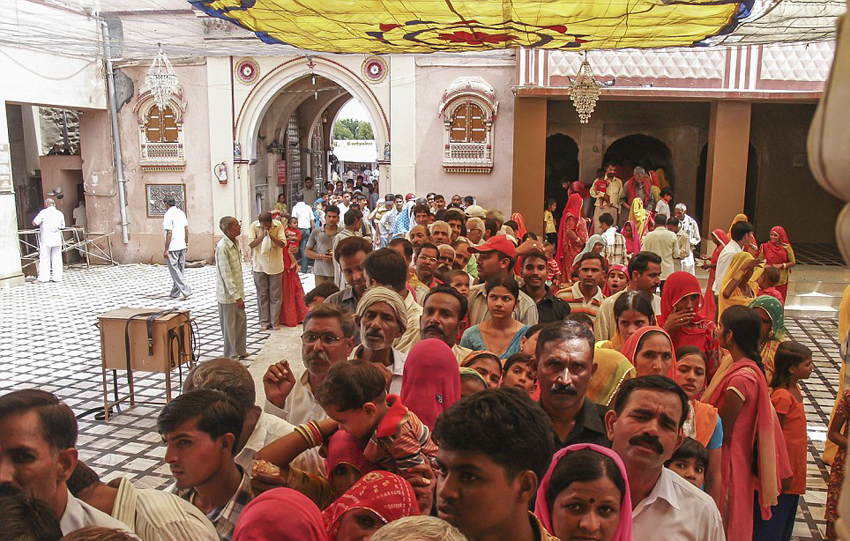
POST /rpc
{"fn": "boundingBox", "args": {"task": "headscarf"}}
[234,488,328,541]
[459,366,489,389]
[603,264,629,297]
[623,221,641,254]
[761,225,791,265]
[322,471,420,540]
[727,213,748,237]
[620,326,677,378]
[628,199,648,239]
[535,444,633,541]
[556,193,586,267]
[511,212,528,240]
[325,431,377,480]
[705,359,792,520]
[711,228,729,249]
[748,296,787,342]
[355,286,408,333]
[717,251,758,319]
[573,234,607,266]
[400,339,461,430]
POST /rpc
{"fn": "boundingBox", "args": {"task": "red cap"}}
[468,235,517,259]
[405,193,416,201]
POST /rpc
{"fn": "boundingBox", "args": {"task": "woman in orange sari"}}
[759,226,795,302]
[556,193,588,280]
[280,229,309,327]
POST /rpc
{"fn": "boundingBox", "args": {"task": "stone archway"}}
[234,56,389,220]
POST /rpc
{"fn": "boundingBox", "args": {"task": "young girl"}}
[543,242,562,288]
[285,216,302,252]
[544,199,558,246]
[827,379,850,540]
[755,341,812,541]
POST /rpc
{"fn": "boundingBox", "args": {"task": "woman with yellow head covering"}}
[824,285,850,465]
[629,198,649,239]
[717,251,760,320]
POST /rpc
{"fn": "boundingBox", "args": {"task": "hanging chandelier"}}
[570,55,602,124]
[145,45,179,111]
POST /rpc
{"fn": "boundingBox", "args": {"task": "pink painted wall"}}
[413,63,515,212]
[80,63,215,263]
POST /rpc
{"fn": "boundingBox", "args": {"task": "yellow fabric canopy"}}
[190,0,741,54]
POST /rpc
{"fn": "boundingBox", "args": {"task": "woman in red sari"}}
[659,272,722,378]
[622,220,641,258]
[704,306,791,541]
[279,229,309,327]
[701,229,729,321]
[759,226,796,302]
[556,193,588,281]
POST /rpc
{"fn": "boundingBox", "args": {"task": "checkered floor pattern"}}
[0,264,842,538]
[794,243,846,267]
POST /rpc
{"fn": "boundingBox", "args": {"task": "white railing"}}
[141,142,185,169]
[443,142,492,172]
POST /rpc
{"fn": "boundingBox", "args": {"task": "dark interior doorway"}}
[545,133,580,223]
[602,134,674,187]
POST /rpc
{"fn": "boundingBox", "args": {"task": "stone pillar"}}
[389,56,416,196]
[703,101,752,237]
[511,97,547,236]
[0,102,25,287]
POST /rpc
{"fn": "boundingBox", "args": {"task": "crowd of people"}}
[6,164,847,541]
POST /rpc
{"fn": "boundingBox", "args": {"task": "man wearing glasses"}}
[262,304,356,426]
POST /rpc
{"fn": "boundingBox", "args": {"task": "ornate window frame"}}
[134,88,187,172]
[438,77,498,174]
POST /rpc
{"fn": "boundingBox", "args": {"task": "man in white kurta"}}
[33,198,65,282]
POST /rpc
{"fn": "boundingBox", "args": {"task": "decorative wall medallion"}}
[362,56,388,84]
[235,58,260,84]
[146,184,186,217]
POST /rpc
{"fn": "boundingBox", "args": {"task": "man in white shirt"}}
[655,187,673,218]
[606,376,725,541]
[0,390,130,536]
[674,204,701,276]
[640,215,679,286]
[290,196,315,274]
[247,212,287,331]
[32,198,65,283]
[162,197,191,300]
[68,461,218,541]
[350,286,408,394]
[594,252,662,341]
[666,217,692,273]
[263,304,356,426]
[713,220,754,296]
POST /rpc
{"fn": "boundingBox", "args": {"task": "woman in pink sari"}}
[705,305,791,541]
[556,193,588,281]
[622,220,641,258]
[280,235,309,327]
[759,226,795,302]
[701,229,729,321]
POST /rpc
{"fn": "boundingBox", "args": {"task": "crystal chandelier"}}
[570,55,602,124]
[145,45,179,111]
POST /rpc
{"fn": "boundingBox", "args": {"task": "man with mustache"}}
[363,248,422,353]
[263,304,356,426]
[535,321,610,448]
[420,284,472,364]
[350,286,409,394]
[606,376,724,541]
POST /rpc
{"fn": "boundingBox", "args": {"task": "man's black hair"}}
[522,251,548,266]
[0,389,77,451]
[388,237,414,260]
[598,213,614,227]
[413,204,432,217]
[423,284,469,321]
[156,389,245,454]
[0,485,63,541]
[655,214,668,227]
[730,221,754,242]
[535,320,595,360]
[434,388,555,483]
[576,251,605,267]
[364,248,408,292]
[484,218,499,237]
[524,323,548,339]
[666,217,680,228]
[344,208,363,227]
[628,251,662,278]
[660,187,673,198]
[325,204,341,216]
[613,375,689,428]
[334,235,373,263]
[416,242,439,258]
